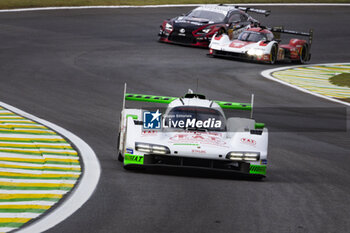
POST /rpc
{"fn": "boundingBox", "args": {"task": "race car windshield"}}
[164,106,226,131]
[238,31,267,42]
[187,10,226,23]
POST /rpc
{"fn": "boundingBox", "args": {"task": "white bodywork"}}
[209,34,277,57]
[118,97,268,168]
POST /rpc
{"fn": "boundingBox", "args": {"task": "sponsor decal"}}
[141,130,158,136]
[192,149,206,154]
[170,132,227,147]
[261,159,268,165]
[249,165,266,175]
[240,138,256,146]
[143,109,223,130]
[124,154,144,165]
[143,110,162,129]
[126,148,134,154]
[178,28,186,36]
[229,41,250,48]
[163,117,222,129]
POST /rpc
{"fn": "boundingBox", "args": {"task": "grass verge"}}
[329,73,350,88]
[0,0,349,10]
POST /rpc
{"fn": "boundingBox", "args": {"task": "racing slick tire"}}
[116,132,124,162]
[269,44,278,64]
[297,44,309,64]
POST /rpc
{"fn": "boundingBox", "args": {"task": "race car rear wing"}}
[124,93,252,111]
[271,26,313,48]
[236,6,270,17]
[122,84,252,111]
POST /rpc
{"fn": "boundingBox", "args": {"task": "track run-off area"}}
[0,106,81,232]
[0,4,349,233]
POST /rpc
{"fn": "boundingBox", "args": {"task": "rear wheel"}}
[269,44,277,64]
[297,44,308,64]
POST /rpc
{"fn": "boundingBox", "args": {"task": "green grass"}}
[0,0,349,10]
[329,73,350,88]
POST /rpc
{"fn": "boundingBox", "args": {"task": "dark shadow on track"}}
[122,165,265,182]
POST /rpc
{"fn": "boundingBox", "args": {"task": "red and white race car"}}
[209,26,313,64]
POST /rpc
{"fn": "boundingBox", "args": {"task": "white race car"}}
[209,26,313,64]
[117,87,268,178]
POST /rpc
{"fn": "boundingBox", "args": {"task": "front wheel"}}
[116,132,123,162]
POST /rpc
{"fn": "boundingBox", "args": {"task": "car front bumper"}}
[124,153,266,177]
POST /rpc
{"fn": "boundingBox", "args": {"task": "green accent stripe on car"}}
[126,114,138,120]
[249,165,266,175]
[125,93,251,110]
[123,153,144,165]
[213,101,251,110]
[255,123,265,129]
[125,93,177,104]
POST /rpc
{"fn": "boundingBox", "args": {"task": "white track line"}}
[0,101,100,233]
[0,190,68,195]
[0,3,349,13]
[261,63,350,107]
[0,178,77,184]
[0,201,57,205]
[0,213,41,218]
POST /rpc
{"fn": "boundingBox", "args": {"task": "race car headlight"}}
[135,142,170,155]
[165,23,173,31]
[247,48,264,56]
[226,152,260,161]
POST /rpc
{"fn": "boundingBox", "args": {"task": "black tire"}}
[116,132,123,162]
[269,44,277,64]
[298,44,308,64]
[118,153,124,162]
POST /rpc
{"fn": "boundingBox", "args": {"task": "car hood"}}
[229,40,255,48]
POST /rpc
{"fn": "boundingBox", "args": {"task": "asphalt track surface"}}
[0,6,349,233]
